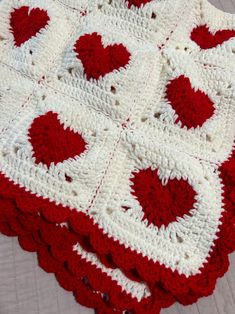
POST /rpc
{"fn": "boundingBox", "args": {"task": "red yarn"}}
[68,150,235,305]
[131,168,196,228]
[191,25,235,49]
[2,5,235,313]
[28,111,87,167]
[10,6,49,47]
[166,75,215,129]
[0,147,234,310]
[0,186,162,313]
[74,32,131,80]
[126,0,153,8]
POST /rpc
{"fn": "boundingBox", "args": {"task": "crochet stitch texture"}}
[0,0,235,313]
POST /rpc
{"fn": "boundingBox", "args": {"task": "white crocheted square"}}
[88,135,224,277]
[0,83,121,211]
[168,0,235,68]
[47,10,160,122]
[129,49,235,163]
[99,0,191,44]
[0,0,72,78]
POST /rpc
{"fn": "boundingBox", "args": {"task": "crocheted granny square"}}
[0,0,235,314]
[47,14,159,122]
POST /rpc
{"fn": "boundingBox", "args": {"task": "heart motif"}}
[166,75,215,129]
[131,168,196,228]
[10,6,49,47]
[28,111,87,167]
[126,0,153,8]
[191,25,235,49]
[74,32,131,80]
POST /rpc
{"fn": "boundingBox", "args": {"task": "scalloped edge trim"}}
[0,147,234,308]
[0,191,165,313]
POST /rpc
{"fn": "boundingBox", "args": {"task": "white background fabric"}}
[0,1,235,314]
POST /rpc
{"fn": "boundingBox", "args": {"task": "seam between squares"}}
[0,1,193,211]
[54,0,84,11]
[0,60,125,127]
[43,82,122,125]
[0,71,124,214]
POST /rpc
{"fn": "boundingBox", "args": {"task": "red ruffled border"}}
[0,184,167,314]
[0,148,234,311]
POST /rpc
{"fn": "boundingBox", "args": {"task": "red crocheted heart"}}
[74,32,131,80]
[131,168,196,228]
[28,111,87,167]
[10,6,49,47]
[191,25,235,49]
[166,75,215,129]
[126,0,153,8]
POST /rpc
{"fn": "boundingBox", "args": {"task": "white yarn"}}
[0,0,234,282]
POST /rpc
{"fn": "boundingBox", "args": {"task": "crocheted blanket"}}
[0,0,235,313]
